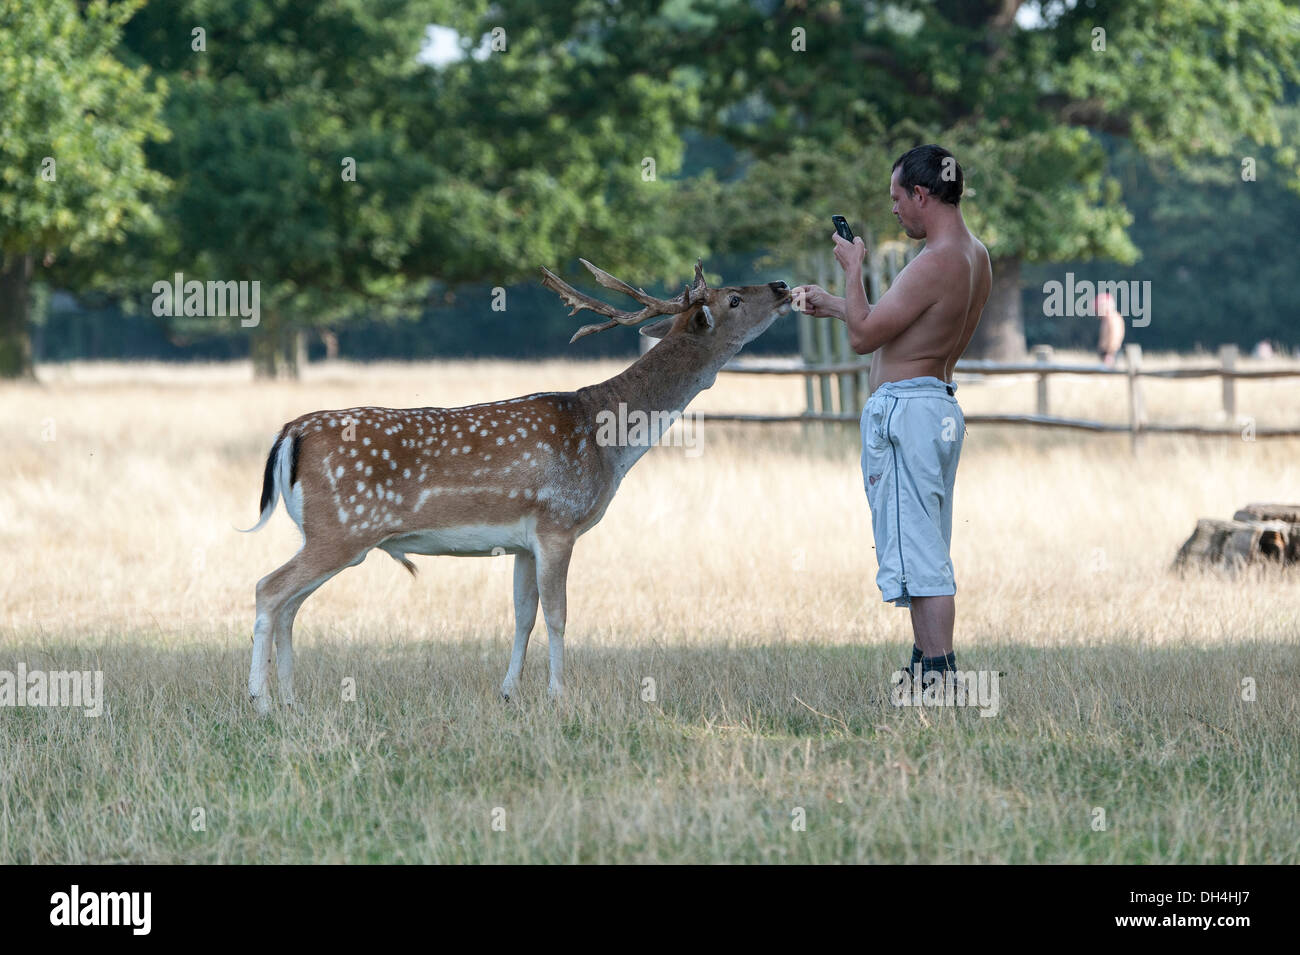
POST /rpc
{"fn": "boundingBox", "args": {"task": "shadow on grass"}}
[0,638,1295,862]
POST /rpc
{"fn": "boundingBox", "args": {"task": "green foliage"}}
[409,7,705,287]
[95,0,715,368]
[1025,116,1300,352]
[19,0,1300,364]
[0,0,168,259]
[637,0,1300,268]
[0,0,168,376]
[113,0,452,341]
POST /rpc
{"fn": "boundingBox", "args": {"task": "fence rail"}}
[707,343,1300,446]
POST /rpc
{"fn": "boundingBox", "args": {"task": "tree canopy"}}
[0,0,167,377]
[4,0,1299,375]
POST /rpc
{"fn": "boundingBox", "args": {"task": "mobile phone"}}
[831,215,855,242]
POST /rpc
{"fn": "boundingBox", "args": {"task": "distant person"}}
[1096,292,1124,366]
[1252,340,1274,360]
[792,144,991,694]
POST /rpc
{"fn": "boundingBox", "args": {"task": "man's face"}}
[890,168,925,240]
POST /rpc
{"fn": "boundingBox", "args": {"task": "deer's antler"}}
[540,259,709,343]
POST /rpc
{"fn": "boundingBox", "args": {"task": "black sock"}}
[921,652,956,676]
[902,645,923,679]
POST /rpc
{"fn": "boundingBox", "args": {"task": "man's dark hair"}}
[891,144,963,205]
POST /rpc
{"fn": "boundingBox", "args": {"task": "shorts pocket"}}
[863,398,893,451]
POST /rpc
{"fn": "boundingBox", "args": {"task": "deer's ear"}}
[639,317,676,340]
[692,303,715,332]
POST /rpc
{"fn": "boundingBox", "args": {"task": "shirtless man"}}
[1095,292,1125,366]
[793,144,991,688]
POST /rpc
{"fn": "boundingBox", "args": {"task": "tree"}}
[114,0,709,376]
[528,0,1300,358]
[1023,106,1300,354]
[0,0,168,379]
[117,0,452,377]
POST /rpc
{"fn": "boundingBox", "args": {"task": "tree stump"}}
[1231,503,1300,524]
[1173,503,1300,569]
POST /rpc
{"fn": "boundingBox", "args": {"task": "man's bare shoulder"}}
[880,249,943,295]
[909,243,975,278]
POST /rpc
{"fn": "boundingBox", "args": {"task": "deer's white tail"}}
[238,430,302,533]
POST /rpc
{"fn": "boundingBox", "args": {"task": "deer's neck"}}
[578,332,732,475]
[589,332,728,416]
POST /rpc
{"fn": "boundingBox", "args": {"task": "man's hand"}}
[790,284,840,318]
[832,232,867,274]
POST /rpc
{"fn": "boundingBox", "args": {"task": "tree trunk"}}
[250,320,279,379]
[966,255,1026,361]
[250,309,302,380]
[0,254,36,380]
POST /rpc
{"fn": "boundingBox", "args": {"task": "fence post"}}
[1220,343,1237,420]
[814,253,834,415]
[797,309,815,413]
[837,242,857,410]
[1033,344,1053,416]
[833,320,856,415]
[814,318,833,413]
[1126,343,1144,453]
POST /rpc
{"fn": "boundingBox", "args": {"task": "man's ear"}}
[639,317,676,340]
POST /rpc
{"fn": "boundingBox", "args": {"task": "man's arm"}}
[816,291,847,320]
[844,269,870,337]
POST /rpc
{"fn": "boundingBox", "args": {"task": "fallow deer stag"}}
[243,259,791,713]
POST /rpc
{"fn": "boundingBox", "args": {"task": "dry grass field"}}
[1,349,1297,863]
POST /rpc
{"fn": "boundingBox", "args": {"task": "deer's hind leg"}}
[251,543,365,715]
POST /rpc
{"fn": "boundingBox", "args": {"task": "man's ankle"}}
[919,651,956,676]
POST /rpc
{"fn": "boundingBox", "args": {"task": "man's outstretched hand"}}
[791,284,839,318]
[793,231,869,317]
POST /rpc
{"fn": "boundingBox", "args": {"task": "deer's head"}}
[540,259,792,352]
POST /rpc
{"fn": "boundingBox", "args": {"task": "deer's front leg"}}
[501,551,539,700]
[535,535,575,699]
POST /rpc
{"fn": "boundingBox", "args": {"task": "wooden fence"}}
[709,343,1300,447]
[644,241,1300,445]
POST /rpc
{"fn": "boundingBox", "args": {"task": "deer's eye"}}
[728,295,741,308]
